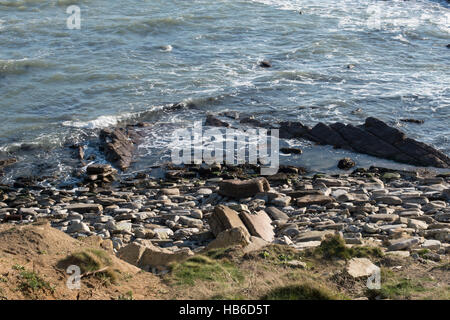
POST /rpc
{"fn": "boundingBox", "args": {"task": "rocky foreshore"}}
[0,162,449,273]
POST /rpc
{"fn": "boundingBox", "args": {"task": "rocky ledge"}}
[0,163,449,272]
[206,115,450,168]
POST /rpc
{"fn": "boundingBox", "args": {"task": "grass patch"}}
[261,283,344,300]
[17,270,54,298]
[117,291,134,300]
[58,248,117,285]
[416,249,430,258]
[12,264,25,271]
[366,268,426,300]
[255,245,302,264]
[168,255,244,286]
[431,262,449,271]
[313,235,383,260]
[204,247,235,260]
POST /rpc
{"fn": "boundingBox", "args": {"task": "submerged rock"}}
[337,158,355,170]
[205,114,230,128]
[259,60,272,68]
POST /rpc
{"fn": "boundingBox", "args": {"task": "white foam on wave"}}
[62,115,126,129]
[160,45,173,52]
[248,0,449,34]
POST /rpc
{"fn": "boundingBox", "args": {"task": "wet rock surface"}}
[202,116,450,169]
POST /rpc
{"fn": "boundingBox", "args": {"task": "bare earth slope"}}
[0,222,166,300]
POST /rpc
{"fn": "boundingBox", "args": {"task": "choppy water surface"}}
[0,0,449,182]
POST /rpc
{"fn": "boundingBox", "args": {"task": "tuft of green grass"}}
[366,268,427,300]
[261,283,345,300]
[17,270,54,297]
[313,235,383,260]
[204,247,234,260]
[58,248,117,284]
[117,291,134,300]
[416,249,430,258]
[169,255,244,286]
[12,264,25,271]
[256,245,302,264]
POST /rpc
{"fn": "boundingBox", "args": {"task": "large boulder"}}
[240,210,275,242]
[206,226,251,250]
[218,177,270,199]
[208,205,248,237]
[118,241,193,269]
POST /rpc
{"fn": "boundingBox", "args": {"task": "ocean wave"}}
[61,104,170,129]
[62,114,133,129]
[94,17,188,35]
[0,58,51,75]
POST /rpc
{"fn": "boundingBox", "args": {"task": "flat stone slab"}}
[346,258,379,278]
[388,237,421,251]
[240,210,275,242]
[369,214,399,222]
[265,206,289,221]
[66,203,103,213]
[296,195,334,207]
[295,230,335,242]
[293,241,322,250]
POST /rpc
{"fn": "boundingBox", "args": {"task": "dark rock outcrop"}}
[362,117,450,168]
[400,119,424,124]
[338,158,356,170]
[280,147,302,154]
[0,158,16,170]
[99,127,141,171]
[205,114,230,128]
[199,114,449,168]
[279,121,311,139]
[259,60,272,68]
